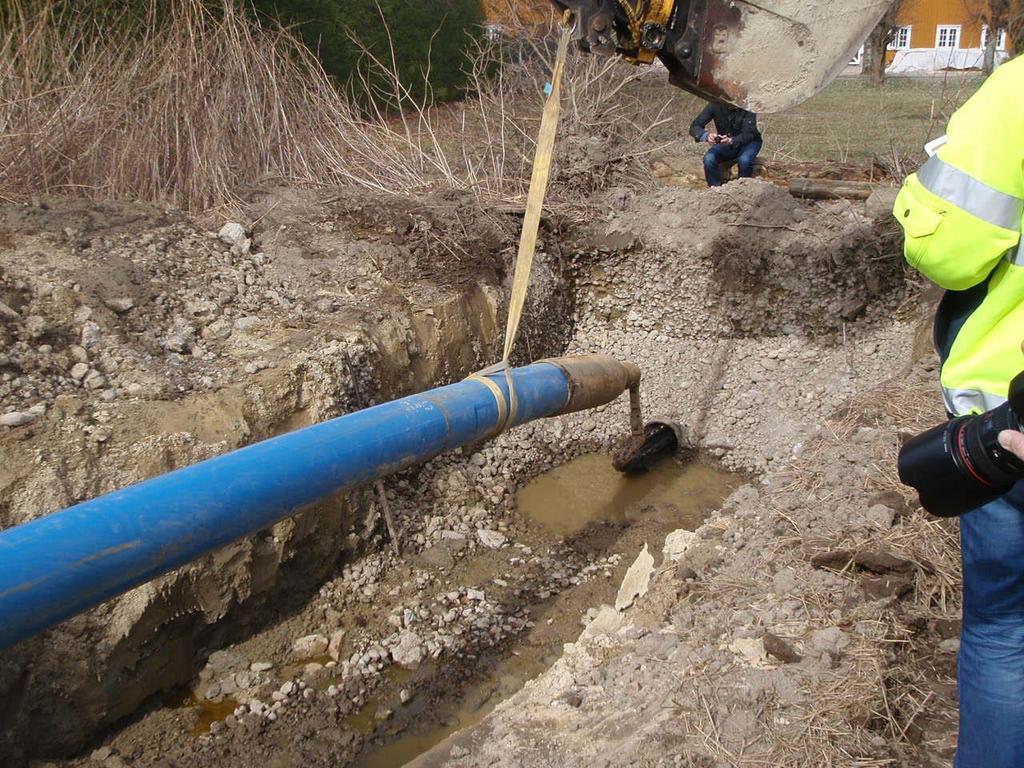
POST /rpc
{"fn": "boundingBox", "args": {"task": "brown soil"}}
[1,178,959,768]
[0,186,571,764]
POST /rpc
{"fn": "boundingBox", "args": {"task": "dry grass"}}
[763,73,983,177]
[0,0,674,212]
[676,357,961,766]
[637,70,983,184]
[1,0,352,210]
[0,0,981,213]
[760,374,960,765]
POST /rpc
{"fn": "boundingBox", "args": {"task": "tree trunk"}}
[984,32,998,73]
[862,25,888,84]
[862,1,901,85]
[982,0,1013,68]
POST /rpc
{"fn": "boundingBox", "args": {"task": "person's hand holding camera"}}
[706,132,720,144]
[899,371,1024,517]
[1000,430,1024,462]
[719,135,733,145]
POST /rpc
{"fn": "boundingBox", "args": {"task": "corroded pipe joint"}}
[540,354,642,416]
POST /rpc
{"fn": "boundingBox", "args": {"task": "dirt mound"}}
[0,187,579,764]
[584,179,903,337]
[1,179,925,767]
[0,188,522,418]
[569,179,908,474]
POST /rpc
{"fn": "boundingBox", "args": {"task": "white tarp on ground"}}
[888,47,1010,73]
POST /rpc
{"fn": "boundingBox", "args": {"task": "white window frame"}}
[888,25,912,51]
[935,24,961,49]
[981,25,1008,51]
[849,45,864,65]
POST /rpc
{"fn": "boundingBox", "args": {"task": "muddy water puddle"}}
[357,651,552,768]
[517,453,736,536]
[355,455,738,767]
[165,690,241,737]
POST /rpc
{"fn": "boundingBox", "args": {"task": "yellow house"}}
[884,0,1013,69]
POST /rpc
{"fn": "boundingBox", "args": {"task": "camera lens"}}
[898,418,1010,517]
[898,372,1024,518]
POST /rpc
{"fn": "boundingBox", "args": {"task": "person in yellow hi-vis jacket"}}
[894,56,1023,768]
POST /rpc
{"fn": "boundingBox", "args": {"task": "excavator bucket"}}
[555,0,893,113]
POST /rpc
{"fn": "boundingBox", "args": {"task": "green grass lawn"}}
[760,74,983,167]
[640,72,984,172]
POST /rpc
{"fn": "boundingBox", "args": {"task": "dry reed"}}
[0,0,671,212]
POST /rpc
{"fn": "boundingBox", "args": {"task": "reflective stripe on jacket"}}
[894,56,1024,416]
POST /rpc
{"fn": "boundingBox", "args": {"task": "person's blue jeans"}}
[956,482,1024,767]
[702,140,763,186]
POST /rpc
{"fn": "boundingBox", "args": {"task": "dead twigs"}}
[1,0,674,213]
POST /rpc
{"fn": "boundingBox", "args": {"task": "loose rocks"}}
[291,634,329,660]
[391,631,426,669]
[1,412,35,428]
[477,529,508,549]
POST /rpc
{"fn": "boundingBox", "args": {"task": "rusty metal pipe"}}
[541,354,641,416]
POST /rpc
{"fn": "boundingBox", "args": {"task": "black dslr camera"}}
[899,371,1024,517]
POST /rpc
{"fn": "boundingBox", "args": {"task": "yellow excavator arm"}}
[551,0,893,113]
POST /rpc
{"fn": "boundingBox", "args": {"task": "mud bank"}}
[1,179,918,767]
[0,188,570,763]
[403,186,958,766]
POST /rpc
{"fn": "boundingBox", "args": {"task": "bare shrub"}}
[0,0,672,212]
[1,0,359,210]
[462,3,679,202]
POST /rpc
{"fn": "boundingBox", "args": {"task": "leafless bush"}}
[458,30,677,202]
[0,0,672,212]
[339,0,677,204]
[1,0,364,210]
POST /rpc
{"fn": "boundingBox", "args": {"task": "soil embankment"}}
[0,188,570,763]
[1,179,955,768]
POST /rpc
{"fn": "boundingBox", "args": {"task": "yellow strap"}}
[468,14,572,436]
[502,15,572,363]
[466,368,509,431]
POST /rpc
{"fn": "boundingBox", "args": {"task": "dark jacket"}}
[689,103,762,148]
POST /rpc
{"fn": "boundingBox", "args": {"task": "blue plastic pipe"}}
[0,356,639,649]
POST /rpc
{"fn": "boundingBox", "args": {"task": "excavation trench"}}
[352,456,738,768]
[0,180,909,768]
[128,453,739,768]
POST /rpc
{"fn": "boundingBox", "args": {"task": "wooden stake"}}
[375,480,400,556]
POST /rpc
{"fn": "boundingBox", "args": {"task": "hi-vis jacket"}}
[894,56,1024,417]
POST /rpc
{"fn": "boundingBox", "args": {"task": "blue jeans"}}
[702,140,762,186]
[957,482,1024,767]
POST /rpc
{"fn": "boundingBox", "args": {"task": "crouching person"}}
[689,102,763,187]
